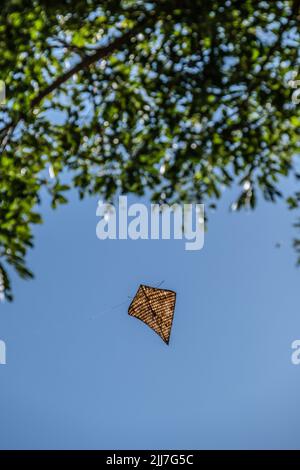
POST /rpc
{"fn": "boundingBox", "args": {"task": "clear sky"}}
[0,180,300,450]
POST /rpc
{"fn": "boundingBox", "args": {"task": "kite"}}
[128,284,176,345]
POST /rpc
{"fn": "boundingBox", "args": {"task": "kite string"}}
[89,298,129,320]
[156,280,165,288]
[90,281,164,320]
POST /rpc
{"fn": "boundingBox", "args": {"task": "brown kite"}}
[128,284,176,345]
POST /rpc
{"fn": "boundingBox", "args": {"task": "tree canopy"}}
[0,0,299,300]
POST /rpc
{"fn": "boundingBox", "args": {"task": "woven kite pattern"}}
[128,284,176,344]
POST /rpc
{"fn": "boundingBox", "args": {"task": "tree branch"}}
[31,13,155,108]
[0,11,157,152]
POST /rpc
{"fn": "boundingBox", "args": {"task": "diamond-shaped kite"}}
[128,284,176,345]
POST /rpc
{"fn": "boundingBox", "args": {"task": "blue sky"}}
[1,181,300,449]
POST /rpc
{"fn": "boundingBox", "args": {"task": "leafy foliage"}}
[0,0,299,300]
